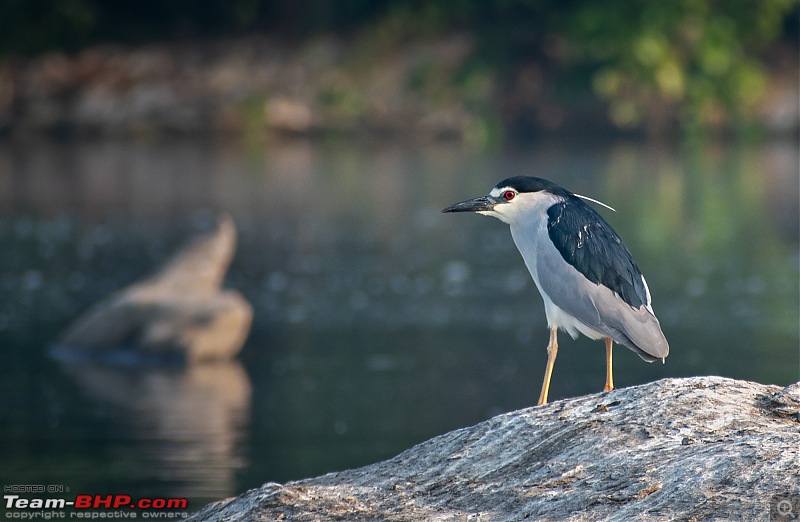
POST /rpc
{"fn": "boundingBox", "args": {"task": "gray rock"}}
[55,215,252,364]
[189,376,800,521]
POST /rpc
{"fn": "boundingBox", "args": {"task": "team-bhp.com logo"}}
[4,491,189,519]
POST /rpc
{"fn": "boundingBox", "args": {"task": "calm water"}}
[1,136,798,511]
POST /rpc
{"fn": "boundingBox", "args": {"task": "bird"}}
[443,176,668,405]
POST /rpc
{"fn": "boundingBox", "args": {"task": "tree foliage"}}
[0,0,796,132]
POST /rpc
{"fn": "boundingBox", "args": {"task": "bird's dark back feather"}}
[546,197,648,310]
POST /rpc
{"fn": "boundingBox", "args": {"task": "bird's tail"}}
[611,312,669,363]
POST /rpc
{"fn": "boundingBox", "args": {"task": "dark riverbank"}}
[0,34,796,142]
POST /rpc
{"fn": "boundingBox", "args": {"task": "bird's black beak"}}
[442,195,496,213]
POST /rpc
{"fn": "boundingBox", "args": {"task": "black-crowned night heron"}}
[443,176,668,405]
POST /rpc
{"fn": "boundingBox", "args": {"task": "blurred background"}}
[1,0,798,513]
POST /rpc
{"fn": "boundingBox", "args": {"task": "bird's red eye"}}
[503,190,516,201]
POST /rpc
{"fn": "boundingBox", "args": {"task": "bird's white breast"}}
[498,193,604,340]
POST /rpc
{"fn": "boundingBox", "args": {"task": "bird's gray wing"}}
[542,198,668,360]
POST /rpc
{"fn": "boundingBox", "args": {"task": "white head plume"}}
[575,194,616,212]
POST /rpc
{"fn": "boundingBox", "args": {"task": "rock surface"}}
[55,215,252,364]
[190,376,800,521]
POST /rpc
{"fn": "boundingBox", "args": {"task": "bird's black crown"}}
[494,176,574,198]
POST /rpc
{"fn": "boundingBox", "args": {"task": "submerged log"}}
[190,376,800,521]
[55,215,252,364]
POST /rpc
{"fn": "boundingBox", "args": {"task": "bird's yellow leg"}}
[604,337,614,392]
[537,328,559,405]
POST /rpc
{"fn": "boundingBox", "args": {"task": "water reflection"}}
[0,136,797,508]
[58,360,251,503]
